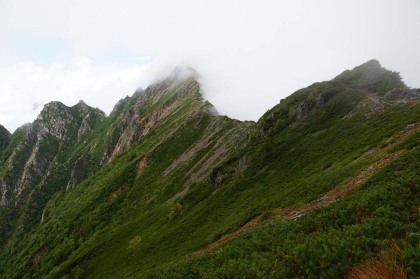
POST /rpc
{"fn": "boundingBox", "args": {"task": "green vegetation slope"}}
[0,61,418,278]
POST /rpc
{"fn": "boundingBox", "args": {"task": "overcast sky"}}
[0,0,419,132]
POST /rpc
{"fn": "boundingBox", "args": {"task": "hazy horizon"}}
[1,0,419,132]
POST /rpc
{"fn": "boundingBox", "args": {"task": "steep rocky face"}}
[0,101,105,206]
[101,73,213,164]
[0,68,249,246]
[94,72,252,199]
[384,88,420,102]
[66,154,87,190]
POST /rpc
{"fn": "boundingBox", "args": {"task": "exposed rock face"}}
[1,124,41,205]
[295,94,324,122]
[104,75,203,162]
[296,102,310,121]
[0,181,9,205]
[257,116,274,137]
[13,129,51,200]
[315,93,324,107]
[78,113,93,138]
[66,155,87,190]
[384,88,420,102]
[36,101,77,142]
[0,69,216,214]
[0,101,105,206]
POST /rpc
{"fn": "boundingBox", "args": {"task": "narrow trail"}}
[193,122,419,256]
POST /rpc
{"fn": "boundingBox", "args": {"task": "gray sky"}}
[0,0,419,132]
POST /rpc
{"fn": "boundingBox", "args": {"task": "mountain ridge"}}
[0,60,419,278]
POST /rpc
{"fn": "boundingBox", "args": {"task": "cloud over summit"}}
[0,0,419,131]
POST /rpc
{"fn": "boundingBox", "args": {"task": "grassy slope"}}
[143,64,419,277]
[69,92,418,277]
[155,146,419,278]
[0,77,249,278]
[0,61,419,278]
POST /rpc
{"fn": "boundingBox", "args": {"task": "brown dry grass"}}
[347,258,406,279]
[347,244,407,279]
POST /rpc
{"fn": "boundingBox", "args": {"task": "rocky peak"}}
[73,100,91,115]
[135,66,200,106]
[35,102,76,141]
[256,60,416,138]
[35,101,104,142]
[109,67,201,121]
[36,101,68,121]
[102,71,204,162]
[77,99,87,106]
[0,67,205,207]
[334,59,407,94]
[0,100,105,206]
[168,66,200,82]
[355,59,381,70]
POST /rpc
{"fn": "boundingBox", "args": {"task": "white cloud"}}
[0,0,419,131]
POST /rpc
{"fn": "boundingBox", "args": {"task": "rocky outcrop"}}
[384,88,420,102]
[295,92,327,122]
[295,102,310,121]
[0,101,105,206]
[0,124,40,205]
[66,155,87,190]
[35,102,77,142]
[13,129,53,200]
[78,113,94,138]
[0,68,214,209]
[105,75,202,162]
